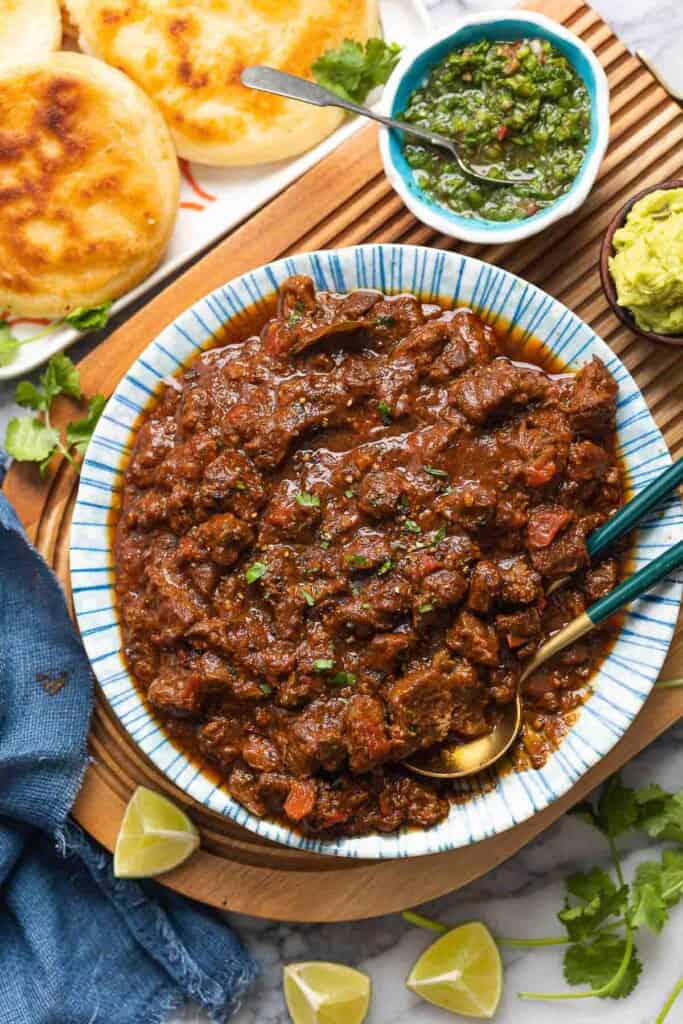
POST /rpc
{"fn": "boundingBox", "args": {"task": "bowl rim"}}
[378,9,611,245]
[599,178,683,347]
[70,243,682,860]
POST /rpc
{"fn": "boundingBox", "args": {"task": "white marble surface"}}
[2,1,682,1021]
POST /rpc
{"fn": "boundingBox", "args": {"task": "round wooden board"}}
[5,0,683,919]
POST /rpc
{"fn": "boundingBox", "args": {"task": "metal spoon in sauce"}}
[405,536,683,780]
[240,65,533,188]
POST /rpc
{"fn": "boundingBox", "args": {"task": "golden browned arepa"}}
[0,53,179,318]
[66,0,380,166]
[0,0,62,61]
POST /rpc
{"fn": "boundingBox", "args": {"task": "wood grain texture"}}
[4,0,683,921]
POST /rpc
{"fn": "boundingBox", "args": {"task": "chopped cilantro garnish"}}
[346,554,368,567]
[296,491,320,508]
[258,682,272,696]
[424,465,449,478]
[301,588,316,607]
[344,488,355,498]
[378,558,393,575]
[245,561,268,584]
[312,658,334,673]
[418,602,434,613]
[330,671,356,687]
[404,519,421,534]
[377,399,392,423]
[287,300,305,326]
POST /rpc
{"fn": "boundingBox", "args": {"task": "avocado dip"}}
[609,189,683,335]
[401,37,591,222]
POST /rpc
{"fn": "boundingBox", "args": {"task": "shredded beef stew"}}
[114,277,625,837]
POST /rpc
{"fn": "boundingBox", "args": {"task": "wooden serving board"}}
[5,0,683,922]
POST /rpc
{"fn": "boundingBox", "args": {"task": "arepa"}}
[0,53,179,318]
[66,0,380,166]
[0,0,61,62]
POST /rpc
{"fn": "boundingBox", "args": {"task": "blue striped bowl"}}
[71,245,682,860]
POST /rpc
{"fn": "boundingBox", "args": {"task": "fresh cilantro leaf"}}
[660,848,683,904]
[15,380,48,411]
[424,465,449,478]
[330,671,356,686]
[312,38,402,104]
[597,774,639,838]
[563,933,642,999]
[4,417,60,464]
[245,561,268,584]
[301,588,316,607]
[377,399,392,422]
[378,558,393,575]
[0,322,20,367]
[296,491,320,508]
[628,861,668,933]
[287,301,305,327]
[42,353,82,403]
[312,658,334,673]
[570,800,601,830]
[64,302,112,331]
[65,394,105,455]
[559,869,627,942]
[404,519,421,534]
[637,791,683,844]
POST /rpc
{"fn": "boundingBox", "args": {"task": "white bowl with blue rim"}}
[378,11,610,245]
[70,244,681,860]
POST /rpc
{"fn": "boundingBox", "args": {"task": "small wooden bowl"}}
[599,178,683,347]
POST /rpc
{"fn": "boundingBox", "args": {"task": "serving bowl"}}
[71,244,682,859]
[600,179,683,348]
[378,11,611,245]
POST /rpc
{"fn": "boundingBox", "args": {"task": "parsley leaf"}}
[245,561,268,583]
[296,491,320,508]
[563,933,642,999]
[65,394,106,456]
[4,417,60,464]
[312,38,402,104]
[64,302,112,331]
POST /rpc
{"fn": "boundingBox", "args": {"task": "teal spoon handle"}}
[589,539,683,624]
[588,457,683,558]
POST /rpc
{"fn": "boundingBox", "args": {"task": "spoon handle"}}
[522,539,683,680]
[588,456,683,559]
[240,65,455,150]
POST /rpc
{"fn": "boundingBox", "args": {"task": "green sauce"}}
[401,37,591,222]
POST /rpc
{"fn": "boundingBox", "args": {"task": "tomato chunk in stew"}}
[114,277,624,836]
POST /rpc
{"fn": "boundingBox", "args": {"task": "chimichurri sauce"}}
[401,38,591,222]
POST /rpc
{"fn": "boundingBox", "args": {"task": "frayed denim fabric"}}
[0,493,256,1023]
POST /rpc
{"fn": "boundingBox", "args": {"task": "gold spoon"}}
[405,537,683,779]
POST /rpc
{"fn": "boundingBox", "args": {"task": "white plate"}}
[0,0,431,381]
[70,244,683,859]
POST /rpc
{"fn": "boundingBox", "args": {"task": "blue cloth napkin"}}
[0,491,257,1024]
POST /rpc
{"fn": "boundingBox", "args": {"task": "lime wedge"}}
[283,962,370,1024]
[406,922,502,1019]
[113,786,199,879]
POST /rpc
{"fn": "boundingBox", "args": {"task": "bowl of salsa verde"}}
[379,11,610,244]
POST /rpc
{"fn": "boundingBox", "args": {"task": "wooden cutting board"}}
[5,0,683,922]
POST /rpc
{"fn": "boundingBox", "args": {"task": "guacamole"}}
[609,188,683,335]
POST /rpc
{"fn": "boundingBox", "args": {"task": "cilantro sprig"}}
[0,303,112,368]
[4,354,105,475]
[404,773,683,1021]
[312,38,402,104]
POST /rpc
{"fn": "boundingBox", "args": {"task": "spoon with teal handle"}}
[240,65,534,188]
[406,537,683,780]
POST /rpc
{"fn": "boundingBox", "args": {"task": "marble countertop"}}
[2,1,682,1021]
